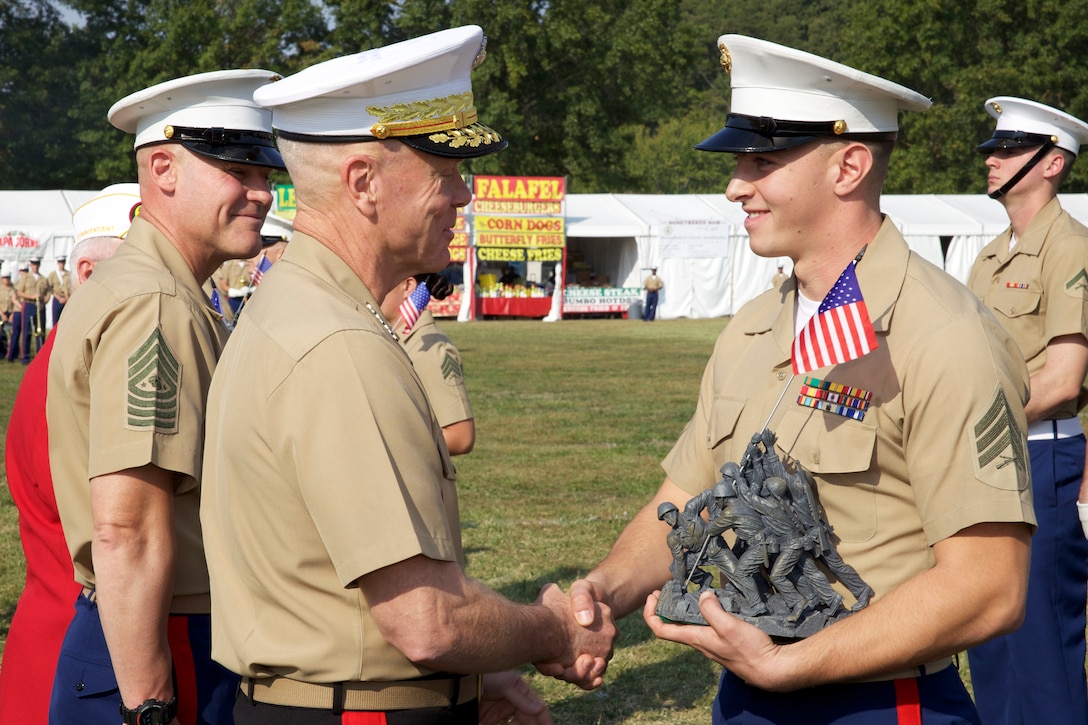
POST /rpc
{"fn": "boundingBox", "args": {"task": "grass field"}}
[0,317,729,724]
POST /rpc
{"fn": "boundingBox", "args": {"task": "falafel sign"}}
[470,175,567,318]
[472,176,565,215]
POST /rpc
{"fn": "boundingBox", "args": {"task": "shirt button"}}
[75,682,85,692]
[812,452,821,465]
[777,371,787,381]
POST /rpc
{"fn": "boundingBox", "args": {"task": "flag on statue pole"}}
[792,260,877,375]
[251,253,272,286]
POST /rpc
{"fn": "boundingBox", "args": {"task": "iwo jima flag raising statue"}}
[655,256,879,639]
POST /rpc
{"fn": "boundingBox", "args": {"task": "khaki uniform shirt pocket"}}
[776,408,879,543]
[987,284,1044,362]
[706,396,745,452]
[988,284,1042,320]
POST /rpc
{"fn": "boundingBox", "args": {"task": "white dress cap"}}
[260,213,293,242]
[980,96,1088,156]
[697,35,931,153]
[255,25,506,158]
[109,69,284,168]
[72,183,142,245]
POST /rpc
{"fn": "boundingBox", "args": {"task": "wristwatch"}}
[120,697,178,725]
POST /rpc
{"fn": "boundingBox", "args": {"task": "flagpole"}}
[738,373,796,473]
[760,373,796,433]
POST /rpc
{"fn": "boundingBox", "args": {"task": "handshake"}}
[532,579,616,691]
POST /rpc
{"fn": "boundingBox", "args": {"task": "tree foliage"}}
[2,0,1088,193]
[0,1,89,184]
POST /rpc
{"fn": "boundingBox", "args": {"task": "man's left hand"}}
[642,589,789,691]
[478,671,553,725]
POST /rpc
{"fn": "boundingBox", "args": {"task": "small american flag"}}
[210,288,223,315]
[792,260,877,376]
[251,254,272,286]
[399,280,431,335]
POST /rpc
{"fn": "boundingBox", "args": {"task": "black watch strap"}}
[120,697,178,725]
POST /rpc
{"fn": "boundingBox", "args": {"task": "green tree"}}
[449,0,696,191]
[617,0,851,194]
[57,0,330,184]
[838,0,1088,193]
[0,0,93,187]
[8,1,1088,193]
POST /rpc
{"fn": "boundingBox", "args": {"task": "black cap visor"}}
[168,126,285,170]
[696,113,897,153]
[976,130,1056,154]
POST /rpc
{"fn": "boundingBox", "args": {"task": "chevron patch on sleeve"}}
[971,384,1028,490]
[440,351,463,382]
[1065,268,1088,298]
[127,327,181,432]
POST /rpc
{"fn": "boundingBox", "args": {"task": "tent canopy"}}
[6,190,1088,319]
[0,190,99,276]
[563,193,1088,318]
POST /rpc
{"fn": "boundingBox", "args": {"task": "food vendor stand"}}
[469,175,566,319]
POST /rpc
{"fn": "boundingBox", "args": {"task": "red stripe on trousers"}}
[894,677,922,725]
[343,712,389,724]
[167,616,198,725]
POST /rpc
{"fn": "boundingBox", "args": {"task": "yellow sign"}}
[474,200,563,215]
[477,247,563,262]
[477,232,564,247]
[276,185,298,210]
[474,176,565,202]
[475,216,564,234]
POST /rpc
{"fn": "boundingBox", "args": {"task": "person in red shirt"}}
[0,184,137,724]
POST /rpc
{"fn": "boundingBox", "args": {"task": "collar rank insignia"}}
[797,376,872,421]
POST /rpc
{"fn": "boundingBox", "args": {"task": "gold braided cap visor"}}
[275,91,506,157]
[369,92,479,138]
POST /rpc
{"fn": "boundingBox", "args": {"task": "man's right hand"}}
[533,583,614,689]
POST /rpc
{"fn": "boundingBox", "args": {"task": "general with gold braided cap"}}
[254,25,506,158]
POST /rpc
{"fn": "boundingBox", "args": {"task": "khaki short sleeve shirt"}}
[201,233,461,682]
[402,310,473,428]
[48,269,72,300]
[967,198,1088,417]
[663,219,1034,604]
[47,217,227,610]
[15,271,48,300]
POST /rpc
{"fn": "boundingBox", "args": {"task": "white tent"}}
[566,193,778,319]
[0,190,98,278]
[5,190,1088,320]
[933,195,1011,283]
[564,193,1088,319]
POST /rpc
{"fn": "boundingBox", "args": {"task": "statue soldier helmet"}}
[764,476,788,498]
[712,481,734,499]
[721,461,743,483]
[657,501,679,521]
